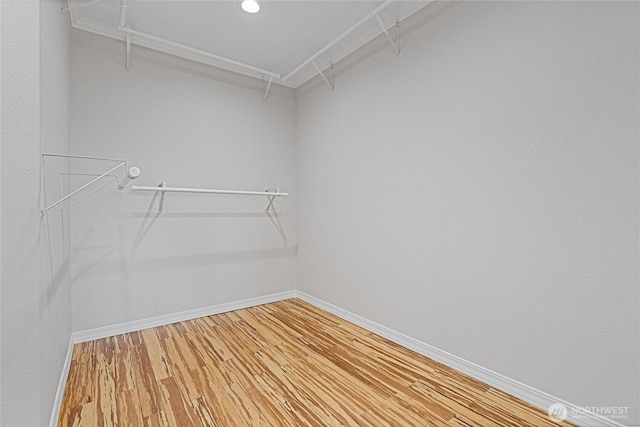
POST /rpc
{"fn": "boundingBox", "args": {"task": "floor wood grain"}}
[58,298,573,426]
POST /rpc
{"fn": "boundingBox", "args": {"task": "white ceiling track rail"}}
[281,0,396,84]
[41,153,141,217]
[121,27,281,79]
[116,0,280,80]
[66,0,428,92]
[131,184,288,213]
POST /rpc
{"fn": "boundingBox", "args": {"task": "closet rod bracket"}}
[40,153,141,217]
[376,16,400,55]
[159,182,166,213]
[312,61,334,91]
[265,188,279,212]
[262,74,275,102]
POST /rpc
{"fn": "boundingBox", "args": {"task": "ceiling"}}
[67,0,432,88]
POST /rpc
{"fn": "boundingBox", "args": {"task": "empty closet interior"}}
[1,1,638,426]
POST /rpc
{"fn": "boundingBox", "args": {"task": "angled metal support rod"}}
[158,182,166,213]
[126,28,131,71]
[265,189,280,212]
[376,16,400,55]
[42,161,126,216]
[262,74,275,102]
[312,61,334,91]
[63,177,116,211]
[41,153,141,216]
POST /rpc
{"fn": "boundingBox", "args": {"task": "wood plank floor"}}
[58,298,573,426]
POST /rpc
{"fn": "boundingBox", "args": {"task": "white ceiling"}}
[67,0,431,88]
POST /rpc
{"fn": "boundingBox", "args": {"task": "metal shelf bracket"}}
[376,17,400,55]
[312,61,334,91]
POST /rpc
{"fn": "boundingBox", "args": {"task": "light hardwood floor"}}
[58,298,573,426]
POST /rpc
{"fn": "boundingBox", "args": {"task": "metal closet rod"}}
[116,0,279,79]
[131,185,288,197]
[113,0,397,84]
[124,28,281,79]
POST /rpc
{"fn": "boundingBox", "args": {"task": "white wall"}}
[1,0,71,424]
[0,3,41,424]
[296,1,639,425]
[70,31,297,331]
[40,1,73,424]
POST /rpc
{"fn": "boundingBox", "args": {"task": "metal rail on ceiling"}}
[67,0,411,92]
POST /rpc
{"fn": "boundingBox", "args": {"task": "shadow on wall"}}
[40,211,70,306]
[131,190,163,257]
[115,211,293,219]
[121,211,292,255]
[122,189,292,249]
[71,245,298,282]
[72,189,294,281]
[266,208,287,246]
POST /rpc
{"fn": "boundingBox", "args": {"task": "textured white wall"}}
[40,1,72,424]
[70,31,297,331]
[296,1,639,424]
[1,3,41,425]
[1,0,71,424]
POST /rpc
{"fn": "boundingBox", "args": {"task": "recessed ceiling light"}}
[241,0,260,14]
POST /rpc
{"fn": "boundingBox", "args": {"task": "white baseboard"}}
[57,289,628,427]
[49,337,74,427]
[295,291,628,427]
[72,290,296,343]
